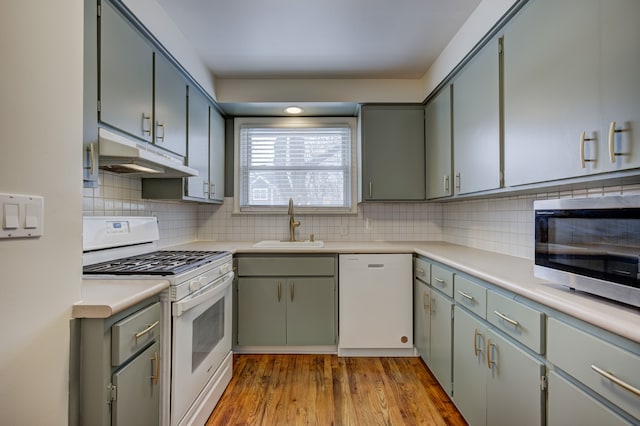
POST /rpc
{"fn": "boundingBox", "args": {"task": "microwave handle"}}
[172,272,233,317]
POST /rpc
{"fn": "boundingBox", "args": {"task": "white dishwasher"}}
[338,253,414,356]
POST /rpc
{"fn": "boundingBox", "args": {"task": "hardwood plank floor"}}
[206,354,467,425]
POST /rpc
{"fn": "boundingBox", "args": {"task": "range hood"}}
[98,128,198,178]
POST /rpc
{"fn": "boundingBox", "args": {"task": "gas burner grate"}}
[83,250,227,276]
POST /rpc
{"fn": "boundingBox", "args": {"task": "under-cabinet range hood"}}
[97,128,198,178]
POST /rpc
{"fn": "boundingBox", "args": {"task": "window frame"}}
[233,116,358,214]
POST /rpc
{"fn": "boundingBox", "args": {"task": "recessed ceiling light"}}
[284,106,303,114]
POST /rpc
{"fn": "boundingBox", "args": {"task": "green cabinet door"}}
[453,307,487,426]
[429,289,453,395]
[208,107,225,203]
[286,278,335,345]
[237,278,286,346]
[414,278,431,364]
[99,1,153,141]
[452,36,501,195]
[153,53,187,157]
[360,105,425,201]
[485,329,545,426]
[186,87,210,199]
[425,86,453,199]
[503,0,600,186]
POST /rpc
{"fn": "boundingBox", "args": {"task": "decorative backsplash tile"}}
[84,171,640,260]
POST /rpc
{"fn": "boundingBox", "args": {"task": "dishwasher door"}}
[338,254,413,355]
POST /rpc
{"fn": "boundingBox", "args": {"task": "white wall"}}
[0,1,83,425]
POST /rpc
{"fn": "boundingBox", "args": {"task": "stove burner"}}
[83,250,226,276]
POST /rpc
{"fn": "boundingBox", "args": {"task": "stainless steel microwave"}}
[534,195,640,308]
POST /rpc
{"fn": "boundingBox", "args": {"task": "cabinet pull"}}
[142,114,152,135]
[455,173,461,191]
[210,183,216,197]
[290,282,295,302]
[203,181,209,196]
[416,267,425,275]
[434,277,445,285]
[458,290,475,301]
[368,181,372,198]
[156,122,165,142]
[608,121,624,163]
[277,282,282,302]
[474,329,483,357]
[579,131,596,168]
[150,351,159,385]
[493,310,519,328]
[135,320,159,339]
[89,143,96,175]
[423,291,429,310]
[430,295,435,315]
[487,338,495,369]
[591,365,640,397]
[443,175,449,193]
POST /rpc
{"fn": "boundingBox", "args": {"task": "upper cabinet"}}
[153,54,188,157]
[359,104,425,201]
[99,1,153,142]
[452,36,502,195]
[503,0,640,187]
[184,87,210,200]
[208,108,225,203]
[425,86,453,199]
[98,1,187,157]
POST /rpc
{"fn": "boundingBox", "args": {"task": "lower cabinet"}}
[237,277,336,346]
[76,299,161,426]
[414,277,431,364]
[429,289,454,395]
[235,255,337,348]
[453,306,545,426]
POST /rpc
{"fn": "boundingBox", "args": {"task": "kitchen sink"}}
[252,240,325,248]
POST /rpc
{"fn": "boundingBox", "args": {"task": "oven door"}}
[170,271,233,425]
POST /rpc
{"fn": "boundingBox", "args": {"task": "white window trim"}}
[233,116,358,214]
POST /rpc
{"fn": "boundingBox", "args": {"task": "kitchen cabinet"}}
[503,0,640,187]
[185,86,210,199]
[359,104,425,201]
[77,299,161,426]
[235,255,337,348]
[99,0,153,142]
[98,0,187,157]
[452,36,501,195]
[414,257,431,364]
[208,106,225,203]
[425,85,453,199]
[453,305,545,426]
[153,53,187,157]
[547,316,640,422]
[83,0,99,187]
[429,287,454,395]
[547,371,630,426]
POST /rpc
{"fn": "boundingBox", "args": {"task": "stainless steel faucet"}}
[287,198,300,242]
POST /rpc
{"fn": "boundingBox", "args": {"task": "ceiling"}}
[154,0,482,114]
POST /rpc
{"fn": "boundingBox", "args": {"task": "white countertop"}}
[168,240,640,344]
[73,279,169,318]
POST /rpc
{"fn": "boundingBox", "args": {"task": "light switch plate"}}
[0,193,44,238]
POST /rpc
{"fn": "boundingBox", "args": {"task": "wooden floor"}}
[206,354,467,425]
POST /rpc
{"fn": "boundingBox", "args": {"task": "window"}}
[234,117,357,214]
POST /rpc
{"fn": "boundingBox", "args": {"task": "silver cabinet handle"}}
[368,181,372,198]
[458,290,475,301]
[455,173,461,191]
[493,310,519,328]
[135,320,159,339]
[434,277,445,285]
[591,365,640,397]
[89,143,96,175]
[277,282,282,302]
[415,267,425,276]
[608,121,624,163]
[150,351,159,385]
[210,183,216,197]
[443,175,449,193]
[290,282,295,302]
[142,114,152,135]
[579,131,596,168]
[203,181,209,196]
[156,122,165,142]
[474,328,483,357]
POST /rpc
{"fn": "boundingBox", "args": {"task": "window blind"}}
[239,125,352,209]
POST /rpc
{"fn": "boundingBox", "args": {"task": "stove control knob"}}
[189,280,200,292]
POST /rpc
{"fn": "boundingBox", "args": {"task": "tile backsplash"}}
[84,171,640,260]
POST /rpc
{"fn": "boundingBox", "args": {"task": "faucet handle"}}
[288,198,294,215]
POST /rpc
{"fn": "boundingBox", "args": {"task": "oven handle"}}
[172,271,234,317]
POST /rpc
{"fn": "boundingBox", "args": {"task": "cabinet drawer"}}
[414,257,431,284]
[237,256,335,276]
[454,275,486,319]
[487,291,544,354]
[112,302,161,366]
[547,317,640,420]
[431,264,454,297]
